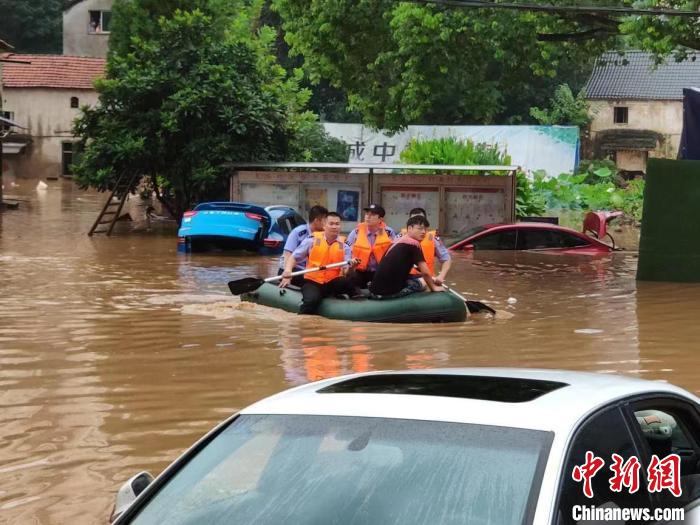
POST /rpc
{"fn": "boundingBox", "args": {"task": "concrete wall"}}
[589,99,683,162]
[63,0,113,58]
[2,87,99,179]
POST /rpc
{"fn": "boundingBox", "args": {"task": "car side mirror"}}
[462,244,475,251]
[110,471,154,523]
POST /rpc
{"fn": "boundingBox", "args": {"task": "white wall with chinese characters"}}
[323,123,579,177]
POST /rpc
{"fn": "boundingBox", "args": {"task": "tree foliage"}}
[530,84,592,127]
[271,0,616,131]
[74,1,327,218]
[620,0,700,59]
[272,0,700,131]
[0,0,62,53]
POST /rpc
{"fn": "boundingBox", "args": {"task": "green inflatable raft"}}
[240,283,468,323]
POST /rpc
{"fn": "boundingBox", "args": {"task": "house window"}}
[89,10,111,33]
[70,97,79,108]
[614,106,628,124]
[62,142,82,177]
[1,110,14,132]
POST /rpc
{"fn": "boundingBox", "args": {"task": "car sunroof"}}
[317,374,568,403]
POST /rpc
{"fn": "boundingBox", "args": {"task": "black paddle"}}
[227,261,351,296]
[442,284,497,316]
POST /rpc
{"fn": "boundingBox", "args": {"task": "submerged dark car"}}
[177,202,305,255]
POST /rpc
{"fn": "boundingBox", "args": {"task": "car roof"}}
[485,222,583,232]
[193,201,270,217]
[241,368,698,433]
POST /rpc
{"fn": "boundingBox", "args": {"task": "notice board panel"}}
[445,188,506,236]
[379,186,440,232]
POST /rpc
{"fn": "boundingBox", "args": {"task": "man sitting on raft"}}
[399,207,452,290]
[279,212,359,314]
[277,205,328,287]
[346,204,396,290]
[369,215,444,298]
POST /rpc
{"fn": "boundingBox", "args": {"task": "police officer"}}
[400,207,452,286]
[345,204,396,289]
[280,212,357,314]
[277,205,328,287]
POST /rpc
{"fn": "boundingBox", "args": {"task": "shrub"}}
[399,137,544,217]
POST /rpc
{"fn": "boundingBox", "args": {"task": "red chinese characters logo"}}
[573,453,682,498]
[609,454,641,493]
[572,451,605,498]
[647,454,682,497]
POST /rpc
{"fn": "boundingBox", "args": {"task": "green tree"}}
[0,0,62,53]
[620,0,700,59]
[73,2,317,219]
[272,0,614,131]
[529,84,592,127]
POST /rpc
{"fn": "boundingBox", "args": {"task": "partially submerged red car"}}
[448,211,622,255]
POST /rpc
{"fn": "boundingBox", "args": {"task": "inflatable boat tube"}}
[241,283,468,323]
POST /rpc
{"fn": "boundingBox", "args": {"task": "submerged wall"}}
[230,168,516,237]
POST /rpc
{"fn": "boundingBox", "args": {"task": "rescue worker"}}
[400,207,452,286]
[346,204,396,289]
[277,205,328,287]
[280,212,358,314]
[369,215,444,297]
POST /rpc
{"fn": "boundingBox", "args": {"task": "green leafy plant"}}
[530,84,592,128]
[400,137,512,168]
[576,159,623,186]
[532,170,644,221]
[399,137,545,217]
[516,170,547,218]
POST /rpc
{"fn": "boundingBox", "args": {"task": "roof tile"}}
[2,54,106,90]
[585,51,700,101]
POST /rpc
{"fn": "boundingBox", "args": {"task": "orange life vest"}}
[306,232,346,284]
[351,222,392,271]
[401,228,437,275]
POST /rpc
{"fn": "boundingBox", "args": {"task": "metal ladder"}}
[88,173,138,236]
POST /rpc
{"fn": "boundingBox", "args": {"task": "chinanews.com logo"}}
[570,451,685,522]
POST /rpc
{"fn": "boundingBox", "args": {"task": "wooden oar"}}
[227,261,351,295]
[442,284,497,315]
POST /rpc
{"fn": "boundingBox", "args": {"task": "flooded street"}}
[1,181,699,524]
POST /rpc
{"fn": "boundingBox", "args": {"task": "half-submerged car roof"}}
[241,368,697,433]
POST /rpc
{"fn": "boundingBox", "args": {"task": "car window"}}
[518,229,590,250]
[291,213,306,228]
[630,399,700,511]
[471,230,517,250]
[277,217,292,235]
[130,415,552,525]
[556,406,653,525]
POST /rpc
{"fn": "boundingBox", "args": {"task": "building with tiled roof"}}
[1,54,105,180]
[585,51,700,173]
[63,0,113,58]
[2,54,105,89]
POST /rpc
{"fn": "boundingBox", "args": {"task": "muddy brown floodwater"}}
[0,180,698,524]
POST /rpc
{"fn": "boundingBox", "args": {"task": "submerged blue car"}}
[177,202,305,255]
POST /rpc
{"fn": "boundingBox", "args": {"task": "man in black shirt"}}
[369,215,444,297]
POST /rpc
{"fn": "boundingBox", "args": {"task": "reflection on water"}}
[0,181,698,524]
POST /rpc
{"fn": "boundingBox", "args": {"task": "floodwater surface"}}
[0,180,698,524]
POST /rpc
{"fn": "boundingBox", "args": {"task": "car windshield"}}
[129,415,552,525]
[450,225,488,245]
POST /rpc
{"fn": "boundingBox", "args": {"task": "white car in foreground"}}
[111,369,700,524]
